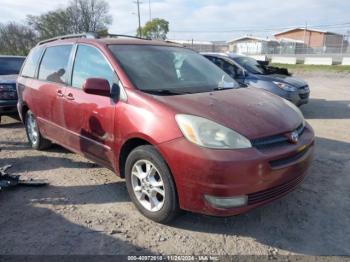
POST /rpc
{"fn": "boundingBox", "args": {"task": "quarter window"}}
[21,47,43,78]
[72,45,114,89]
[38,45,72,84]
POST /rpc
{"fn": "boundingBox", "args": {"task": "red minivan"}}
[17,34,314,223]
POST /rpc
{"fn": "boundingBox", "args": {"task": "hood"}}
[0,74,18,84]
[253,74,307,88]
[153,88,302,139]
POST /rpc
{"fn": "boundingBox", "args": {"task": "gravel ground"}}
[0,73,349,256]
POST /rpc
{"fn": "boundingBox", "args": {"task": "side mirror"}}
[82,78,110,97]
[239,82,248,88]
[258,60,269,67]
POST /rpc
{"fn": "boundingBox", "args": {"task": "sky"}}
[0,0,350,41]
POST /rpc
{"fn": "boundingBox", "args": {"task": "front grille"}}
[299,93,309,99]
[299,85,309,91]
[0,106,16,112]
[269,146,310,169]
[247,174,304,205]
[0,84,17,100]
[251,123,305,150]
[0,92,17,100]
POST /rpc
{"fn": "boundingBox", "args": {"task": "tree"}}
[137,18,169,40]
[0,22,37,55]
[27,0,112,40]
[27,9,72,40]
[66,0,112,33]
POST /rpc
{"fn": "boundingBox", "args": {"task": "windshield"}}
[109,45,239,94]
[0,57,25,75]
[232,56,268,75]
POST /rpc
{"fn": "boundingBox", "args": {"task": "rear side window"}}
[21,48,43,78]
[72,45,114,88]
[38,45,72,84]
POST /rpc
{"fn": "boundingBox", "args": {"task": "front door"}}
[62,44,118,168]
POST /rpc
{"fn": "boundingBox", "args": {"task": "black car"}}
[0,55,26,123]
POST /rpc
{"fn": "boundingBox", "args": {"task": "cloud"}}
[0,0,349,41]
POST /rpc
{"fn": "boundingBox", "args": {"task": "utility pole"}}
[340,30,349,56]
[134,0,142,37]
[347,30,350,50]
[148,0,152,21]
[341,34,344,56]
[303,21,308,54]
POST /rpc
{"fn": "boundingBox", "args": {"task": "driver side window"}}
[211,57,241,79]
[72,45,115,89]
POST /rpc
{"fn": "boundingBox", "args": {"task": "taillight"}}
[0,84,17,100]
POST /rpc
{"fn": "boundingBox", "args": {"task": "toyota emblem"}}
[289,131,299,144]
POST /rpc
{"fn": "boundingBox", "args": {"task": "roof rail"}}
[106,34,151,40]
[36,32,154,46]
[164,40,184,46]
[36,32,98,46]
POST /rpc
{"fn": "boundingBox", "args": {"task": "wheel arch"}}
[118,137,152,178]
[20,103,29,123]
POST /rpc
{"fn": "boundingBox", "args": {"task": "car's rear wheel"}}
[125,145,179,223]
[25,110,51,150]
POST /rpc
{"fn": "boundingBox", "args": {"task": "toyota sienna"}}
[17,34,315,223]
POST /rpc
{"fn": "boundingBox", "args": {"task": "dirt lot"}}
[0,73,349,256]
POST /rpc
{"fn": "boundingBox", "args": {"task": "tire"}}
[125,145,179,223]
[24,110,51,150]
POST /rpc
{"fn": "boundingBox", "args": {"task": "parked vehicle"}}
[17,34,315,223]
[0,56,26,123]
[203,53,310,106]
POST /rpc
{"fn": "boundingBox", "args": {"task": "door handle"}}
[57,89,64,97]
[65,93,75,100]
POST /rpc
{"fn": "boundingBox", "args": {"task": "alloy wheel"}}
[26,112,39,145]
[131,159,165,212]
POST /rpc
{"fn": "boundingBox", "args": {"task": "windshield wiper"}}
[212,86,236,91]
[142,89,191,96]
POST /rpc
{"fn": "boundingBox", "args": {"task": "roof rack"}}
[164,40,184,46]
[106,34,151,40]
[37,32,98,46]
[37,32,152,46]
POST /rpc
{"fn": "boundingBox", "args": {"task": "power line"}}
[170,22,350,33]
[171,22,350,32]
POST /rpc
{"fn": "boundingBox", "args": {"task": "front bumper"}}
[0,100,18,115]
[284,87,310,106]
[157,123,315,216]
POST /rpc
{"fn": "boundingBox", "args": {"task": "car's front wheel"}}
[25,110,51,150]
[125,145,179,223]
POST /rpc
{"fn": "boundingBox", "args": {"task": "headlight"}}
[273,81,297,92]
[175,114,252,149]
